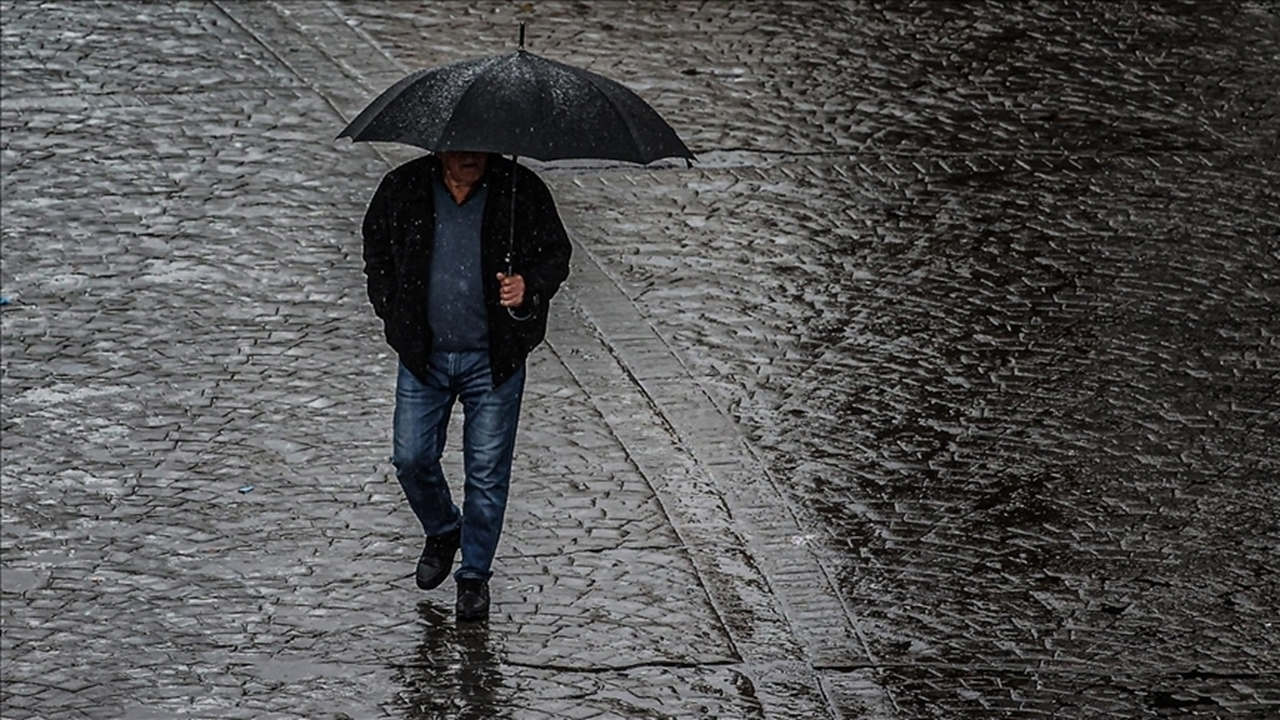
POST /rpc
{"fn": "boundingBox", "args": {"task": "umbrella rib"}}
[435,55,516,154]
[337,67,430,140]
[577,72,649,163]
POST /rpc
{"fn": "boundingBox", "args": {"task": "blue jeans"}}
[392,352,525,581]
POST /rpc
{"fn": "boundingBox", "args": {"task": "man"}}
[361,150,571,620]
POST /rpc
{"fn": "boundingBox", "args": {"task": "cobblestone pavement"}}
[2,1,1278,719]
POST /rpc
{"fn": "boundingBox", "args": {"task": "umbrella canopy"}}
[337,46,693,165]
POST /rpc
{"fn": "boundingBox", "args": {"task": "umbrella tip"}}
[518,22,526,50]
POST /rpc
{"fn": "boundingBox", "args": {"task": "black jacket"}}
[361,154,572,387]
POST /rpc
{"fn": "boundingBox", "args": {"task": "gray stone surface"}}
[3,1,1277,718]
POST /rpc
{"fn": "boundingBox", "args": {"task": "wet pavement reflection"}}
[396,602,509,720]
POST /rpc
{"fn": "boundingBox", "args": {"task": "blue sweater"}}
[428,171,489,351]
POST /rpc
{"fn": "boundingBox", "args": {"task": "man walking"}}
[361,150,571,620]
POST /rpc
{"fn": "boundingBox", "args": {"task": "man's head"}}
[438,151,488,188]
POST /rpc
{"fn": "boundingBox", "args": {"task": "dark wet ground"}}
[2,1,1278,718]
[549,3,1280,715]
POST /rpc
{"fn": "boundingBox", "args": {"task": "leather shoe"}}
[456,578,490,621]
[415,530,460,590]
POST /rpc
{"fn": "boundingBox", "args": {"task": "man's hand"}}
[497,272,526,308]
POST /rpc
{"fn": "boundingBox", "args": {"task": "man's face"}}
[439,151,488,186]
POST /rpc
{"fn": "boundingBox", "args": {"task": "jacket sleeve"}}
[361,174,398,320]
[516,171,572,308]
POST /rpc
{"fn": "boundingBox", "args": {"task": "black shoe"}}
[456,578,490,621]
[415,530,460,590]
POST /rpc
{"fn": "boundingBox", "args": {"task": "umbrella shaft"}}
[507,155,518,275]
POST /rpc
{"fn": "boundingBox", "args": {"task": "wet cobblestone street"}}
[2,2,1278,718]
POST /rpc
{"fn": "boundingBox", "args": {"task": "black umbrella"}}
[337,26,694,166]
[338,26,692,316]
